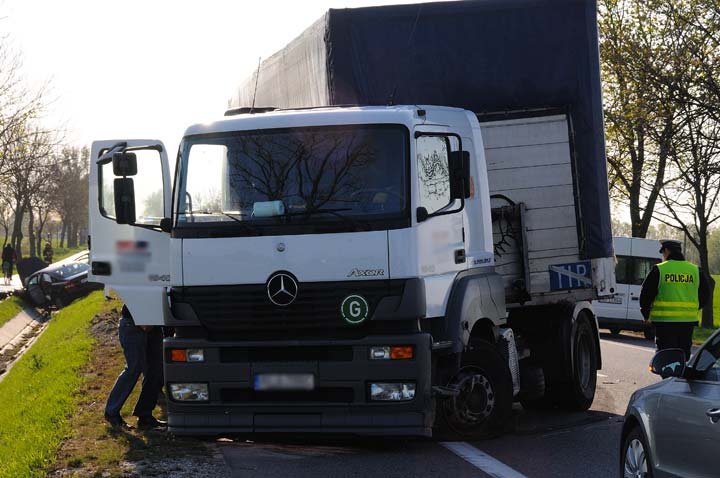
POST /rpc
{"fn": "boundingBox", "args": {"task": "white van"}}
[595,237,661,339]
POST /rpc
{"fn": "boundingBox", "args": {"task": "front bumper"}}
[164,333,433,436]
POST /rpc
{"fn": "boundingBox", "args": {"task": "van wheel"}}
[439,340,513,439]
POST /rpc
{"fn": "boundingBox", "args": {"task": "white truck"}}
[595,237,660,340]
[88,0,616,436]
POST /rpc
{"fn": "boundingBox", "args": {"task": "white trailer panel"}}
[481,114,592,305]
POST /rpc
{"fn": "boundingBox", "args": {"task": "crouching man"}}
[104,305,166,430]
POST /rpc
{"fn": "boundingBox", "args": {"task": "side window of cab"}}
[416,135,451,214]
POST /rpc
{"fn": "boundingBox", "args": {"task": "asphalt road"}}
[217,332,661,478]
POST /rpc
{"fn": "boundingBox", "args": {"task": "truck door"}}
[414,132,467,309]
[88,140,171,325]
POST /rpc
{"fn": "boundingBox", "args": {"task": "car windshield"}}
[174,125,408,235]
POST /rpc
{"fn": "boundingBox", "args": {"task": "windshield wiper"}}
[178,210,263,236]
[219,212,264,235]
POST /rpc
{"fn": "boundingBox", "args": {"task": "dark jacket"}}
[639,252,711,324]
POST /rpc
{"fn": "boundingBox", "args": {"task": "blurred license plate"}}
[253,373,315,391]
[599,296,623,304]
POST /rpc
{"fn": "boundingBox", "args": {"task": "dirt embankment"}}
[50,305,229,478]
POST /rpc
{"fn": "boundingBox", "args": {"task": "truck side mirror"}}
[114,178,136,224]
[449,150,470,200]
[416,206,429,223]
[112,152,138,176]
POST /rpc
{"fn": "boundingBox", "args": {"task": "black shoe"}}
[104,413,132,430]
[137,415,167,429]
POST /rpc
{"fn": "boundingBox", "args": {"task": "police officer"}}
[640,240,711,359]
[104,305,166,430]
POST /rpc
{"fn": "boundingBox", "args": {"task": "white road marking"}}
[600,339,655,354]
[597,373,608,377]
[440,441,528,478]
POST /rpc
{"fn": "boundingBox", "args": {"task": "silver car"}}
[620,330,720,477]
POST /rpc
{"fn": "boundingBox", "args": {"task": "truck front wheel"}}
[440,339,513,438]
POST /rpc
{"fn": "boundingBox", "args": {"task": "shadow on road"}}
[599,331,656,349]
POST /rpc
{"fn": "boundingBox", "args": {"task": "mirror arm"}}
[420,197,465,222]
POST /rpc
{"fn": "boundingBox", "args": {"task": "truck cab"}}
[89,106,507,436]
[594,236,660,339]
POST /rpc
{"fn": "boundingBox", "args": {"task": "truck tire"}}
[439,339,513,438]
[513,305,598,412]
[558,315,597,411]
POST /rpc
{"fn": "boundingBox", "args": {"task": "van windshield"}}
[174,125,409,236]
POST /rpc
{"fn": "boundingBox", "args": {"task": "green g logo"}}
[341,295,369,324]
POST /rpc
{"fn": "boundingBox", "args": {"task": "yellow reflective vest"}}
[649,260,700,323]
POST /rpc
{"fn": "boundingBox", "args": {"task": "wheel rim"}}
[577,331,592,391]
[445,367,495,429]
[624,438,648,478]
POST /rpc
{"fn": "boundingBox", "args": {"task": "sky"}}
[3,0,453,156]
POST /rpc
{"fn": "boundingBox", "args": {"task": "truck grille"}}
[171,280,406,339]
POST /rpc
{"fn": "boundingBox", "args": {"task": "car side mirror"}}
[114,178,136,225]
[449,150,470,200]
[650,348,686,378]
[112,152,138,176]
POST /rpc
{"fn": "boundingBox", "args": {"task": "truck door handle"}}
[707,408,720,423]
[91,261,112,276]
[631,297,639,301]
[454,249,466,264]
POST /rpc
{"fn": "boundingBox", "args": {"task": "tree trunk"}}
[68,223,77,248]
[11,201,24,259]
[60,221,67,248]
[27,206,36,258]
[698,236,715,329]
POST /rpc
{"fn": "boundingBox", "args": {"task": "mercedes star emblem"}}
[266,272,299,306]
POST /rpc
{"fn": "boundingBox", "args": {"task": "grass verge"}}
[52,245,86,263]
[3,237,85,263]
[0,291,107,478]
[0,295,25,328]
[693,274,720,344]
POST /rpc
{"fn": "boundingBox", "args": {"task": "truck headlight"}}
[186,349,204,362]
[169,383,209,402]
[369,346,414,360]
[369,382,416,401]
[169,348,205,362]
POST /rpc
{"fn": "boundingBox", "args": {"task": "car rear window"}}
[55,262,89,278]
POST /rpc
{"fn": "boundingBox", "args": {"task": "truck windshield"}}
[174,125,409,236]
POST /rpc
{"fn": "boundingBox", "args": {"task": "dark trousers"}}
[105,314,164,418]
[655,323,695,360]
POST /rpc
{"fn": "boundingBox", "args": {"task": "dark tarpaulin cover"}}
[230,0,613,259]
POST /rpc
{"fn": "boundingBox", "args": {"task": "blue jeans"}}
[105,314,164,418]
